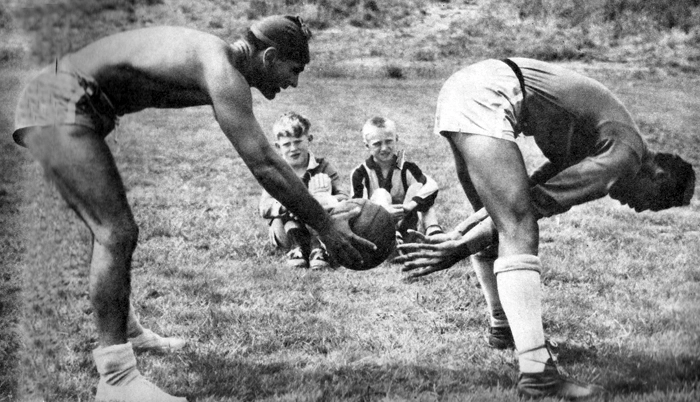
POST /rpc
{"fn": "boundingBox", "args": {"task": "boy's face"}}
[364,127,397,165]
[276,134,311,169]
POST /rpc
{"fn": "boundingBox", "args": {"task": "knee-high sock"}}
[495,254,549,373]
[470,252,507,327]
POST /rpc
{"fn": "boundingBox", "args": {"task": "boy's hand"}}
[313,192,339,210]
[402,200,418,214]
[309,173,332,195]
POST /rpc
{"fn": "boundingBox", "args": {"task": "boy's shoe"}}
[487,326,516,350]
[129,329,187,353]
[309,248,330,270]
[517,343,605,400]
[286,247,308,268]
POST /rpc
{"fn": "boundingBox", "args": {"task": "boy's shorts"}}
[434,59,523,142]
[13,56,118,146]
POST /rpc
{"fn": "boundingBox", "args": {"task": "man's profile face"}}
[258,58,305,100]
[275,134,311,169]
[610,166,666,212]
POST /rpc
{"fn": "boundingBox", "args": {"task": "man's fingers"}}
[393,252,439,264]
[332,206,362,221]
[405,229,427,242]
[340,247,363,267]
[351,233,377,251]
[396,243,440,253]
[399,257,440,271]
[407,266,443,279]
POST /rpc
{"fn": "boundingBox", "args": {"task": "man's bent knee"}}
[95,221,139,252]
[473,244,498,263]
[494,254,542,275]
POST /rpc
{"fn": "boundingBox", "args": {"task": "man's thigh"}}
[23,125,134,242]
[446,132,536,253]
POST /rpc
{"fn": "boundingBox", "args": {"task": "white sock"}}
[94,343,140,386]
[471,253,507,327]
[93,343,186,402]
[495,255,549,373]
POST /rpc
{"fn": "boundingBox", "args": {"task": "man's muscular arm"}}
[199,47,374,262]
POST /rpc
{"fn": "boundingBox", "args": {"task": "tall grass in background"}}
[5,0,700,71]
[440,0,700,71]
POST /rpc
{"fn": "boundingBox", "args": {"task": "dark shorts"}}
[13,56,118,147]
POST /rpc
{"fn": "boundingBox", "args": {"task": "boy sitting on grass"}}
[259,112,350,269]
[350,116,444,251]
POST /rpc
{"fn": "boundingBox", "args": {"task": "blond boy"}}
[350,117,443,248]
[259,112,350,269]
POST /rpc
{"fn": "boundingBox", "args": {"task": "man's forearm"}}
[253,154,332,234]
[452,207,490,236]
[459,217,498,256]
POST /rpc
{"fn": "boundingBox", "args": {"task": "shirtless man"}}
[13,16,374,401]
[397,58,695,399]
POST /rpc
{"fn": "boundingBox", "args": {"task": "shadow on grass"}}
[545,341,699,396]
[599,347,700,395]
[183,350,515,400]
[179,343,700,400]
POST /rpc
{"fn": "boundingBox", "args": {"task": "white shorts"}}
[434,59,523,142]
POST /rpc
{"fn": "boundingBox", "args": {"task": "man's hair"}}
[248,15,312,64]
[654,152,695,209]
[273,111,311,139]
[361,116,396,143]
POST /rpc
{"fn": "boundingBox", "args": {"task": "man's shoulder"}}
[75,25,232,68]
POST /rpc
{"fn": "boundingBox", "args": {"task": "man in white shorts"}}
[398,58,694,399]
[13,16,375,402]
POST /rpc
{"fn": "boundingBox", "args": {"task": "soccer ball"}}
[330,198,396,270]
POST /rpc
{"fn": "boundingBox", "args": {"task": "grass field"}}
[1,59,699,402]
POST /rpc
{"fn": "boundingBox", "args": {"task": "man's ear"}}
[262,47,279,67]
[307,134,314,143]
[655,169,671,182]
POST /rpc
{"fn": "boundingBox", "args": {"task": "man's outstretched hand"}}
[395,230,471,279]
[318,204,376,268]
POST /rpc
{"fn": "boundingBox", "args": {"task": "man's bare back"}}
[69,26,239,114]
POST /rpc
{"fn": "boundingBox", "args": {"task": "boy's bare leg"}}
[23,125,185,401]
[419,208,443,236]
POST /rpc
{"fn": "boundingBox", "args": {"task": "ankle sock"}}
[93,343,186,402]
